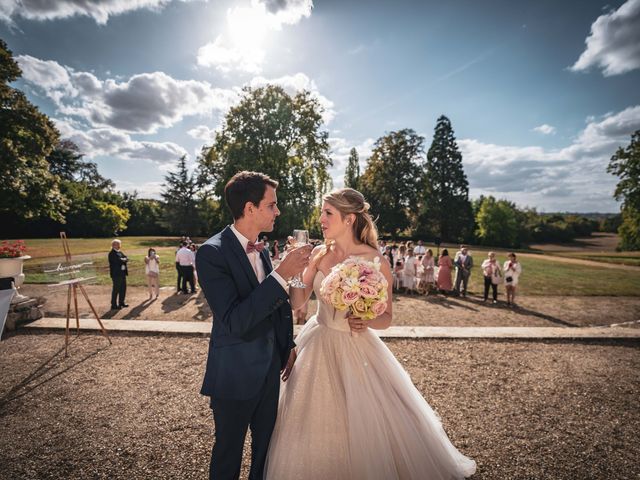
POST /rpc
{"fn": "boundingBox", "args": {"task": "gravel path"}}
[0,333,638,479]
[20,285,640,329]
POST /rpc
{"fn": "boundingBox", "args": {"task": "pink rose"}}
[372,301,387,316]
[342,290,360,305]
[360,284,378,298]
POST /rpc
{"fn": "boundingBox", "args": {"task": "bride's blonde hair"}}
[323,188,379,250]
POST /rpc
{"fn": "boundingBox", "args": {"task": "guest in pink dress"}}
[437,248,453,293]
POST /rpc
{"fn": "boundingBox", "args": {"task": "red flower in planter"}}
[0,240,27,258]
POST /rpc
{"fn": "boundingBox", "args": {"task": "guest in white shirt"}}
[414,240,426,256]
[176,241,197,294]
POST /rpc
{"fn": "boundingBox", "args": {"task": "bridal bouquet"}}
[320,257,388,321]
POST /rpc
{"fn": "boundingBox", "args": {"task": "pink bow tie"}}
[246,241,265,253]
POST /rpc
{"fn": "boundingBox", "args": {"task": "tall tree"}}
[475,196,519,247]
[608,130,640,250]
[419,115,473,241]
[161,155,202,235]
[344,147,360,189]
[197,85,332,236]
[360,129,424,236]
[0,39,66,221]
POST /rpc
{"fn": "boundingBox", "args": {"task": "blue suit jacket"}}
[196,226,295,400]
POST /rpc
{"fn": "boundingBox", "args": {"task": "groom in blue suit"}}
[196,171,311,480]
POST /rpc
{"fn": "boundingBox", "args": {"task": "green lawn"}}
[14,236,190,259]
[14,237,640,296]
[551,252,640,267]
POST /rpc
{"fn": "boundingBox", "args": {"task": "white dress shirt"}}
[176,247,195,266]
[230,224,287,291]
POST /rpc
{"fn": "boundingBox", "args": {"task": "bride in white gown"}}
[265,188,476,479]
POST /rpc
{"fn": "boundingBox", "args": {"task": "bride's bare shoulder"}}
[356,245,382,262]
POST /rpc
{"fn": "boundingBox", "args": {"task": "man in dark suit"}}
[196,171,311,480]
[108,239,128,309]
[454,244,474,297]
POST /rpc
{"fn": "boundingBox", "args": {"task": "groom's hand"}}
[275,244,313,280]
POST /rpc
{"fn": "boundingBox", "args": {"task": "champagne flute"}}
[289,229,309,288]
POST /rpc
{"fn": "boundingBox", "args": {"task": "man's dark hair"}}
[224,171,278,220]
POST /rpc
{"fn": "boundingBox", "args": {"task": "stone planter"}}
[0,255,31,303]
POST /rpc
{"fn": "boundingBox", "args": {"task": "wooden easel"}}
[60,232,112,357]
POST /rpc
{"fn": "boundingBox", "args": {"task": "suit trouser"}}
[175,262,183,290]
[180,265,195,293]
[455,269,470,293]
[209,350,281,480]
[111,276,126,307]
[483,276,498,301]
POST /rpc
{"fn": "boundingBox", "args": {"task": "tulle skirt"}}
[264,316,476,479]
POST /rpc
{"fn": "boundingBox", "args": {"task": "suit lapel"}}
[222,226,259,287]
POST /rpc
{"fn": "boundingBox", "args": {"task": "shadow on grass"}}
[0,336,111,416]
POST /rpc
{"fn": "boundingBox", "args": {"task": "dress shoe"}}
[119,303,129,308]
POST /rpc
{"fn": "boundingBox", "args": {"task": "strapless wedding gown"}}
[264,271,476,479]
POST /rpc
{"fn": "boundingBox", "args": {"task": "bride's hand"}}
[281,349,297,382]
[347,315,368,334]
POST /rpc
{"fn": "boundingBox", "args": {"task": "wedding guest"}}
[144,248,160,300]
[108,239,128,309]
[503,252,523,307]
[393,260,404,291]
[378,239,387,254]
[398,245,407,265]
[175,241,183,292]
[481,252,502,304]
[190,243,199,288]
[271,240,280,260]
[437,248,453,294]
[402,248,418,294]
[382,245,394,267]
[414,239,426,256]
[262,235,270,253]
[176,241,196,294]
[454,245,473,297]
[421,248,436,295]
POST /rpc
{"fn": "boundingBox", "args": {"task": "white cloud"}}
[532,124,556,135]
[113,180,165,199]
[248,72,335,124]
[459,106,640,211]
[197,0,312,73]
[570,0,640,76]
[0,0,204,26]
[54,118,188,165]
[197,35,264,74]
[257,0,312,25]
[18,55,238,134]
[187,124,218,141]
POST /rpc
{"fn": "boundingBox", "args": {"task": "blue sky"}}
[2,0,640,212]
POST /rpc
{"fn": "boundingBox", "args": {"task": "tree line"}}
[1,39,637,250]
